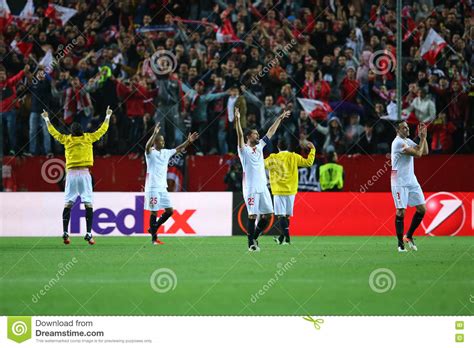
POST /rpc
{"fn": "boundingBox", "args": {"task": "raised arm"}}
[235,107,245,149]
[266,110,291,139]
[145,123,161,154]
[419,123,429,155]
[41,109,66,144]
[402,124,428,158]
[175,132,199,153]
[88,106,112,142]
[296,142,316,167]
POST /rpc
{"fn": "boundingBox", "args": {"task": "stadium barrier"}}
[3,155,474,192]
[1,192,472,237]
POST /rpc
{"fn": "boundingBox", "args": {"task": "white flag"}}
[420,29,447,65]
[297,98,332,113]
[39,50,54,73]
[19,0,35,18]
[46,4,77,25]
[0,0,11,18]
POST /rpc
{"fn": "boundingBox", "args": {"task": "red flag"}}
[0,0,12,32]
[420,29,447,65]
[216,18,240,43]
[45,4,77,25]
[10,40,33,57]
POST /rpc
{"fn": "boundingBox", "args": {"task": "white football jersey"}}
[238,137,269,194]
[391,136,419,187]
[145,148,177,192]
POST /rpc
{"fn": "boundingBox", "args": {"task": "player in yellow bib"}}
[264,139,315,244]
[41,106,112,245]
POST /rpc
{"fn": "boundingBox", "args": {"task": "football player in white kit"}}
[235,107,291,251]
[145,123,198,245]
[391,121,428,252]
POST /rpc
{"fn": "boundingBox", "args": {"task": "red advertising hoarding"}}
[289,192,473,236]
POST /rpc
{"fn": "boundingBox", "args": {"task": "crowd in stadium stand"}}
[0,0,472,159]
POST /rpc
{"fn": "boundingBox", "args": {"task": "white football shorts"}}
[64,169,93,204]
[273,195,296,216]
[391,185,425,209]
[244,188,274,216]
[144,191,172,211]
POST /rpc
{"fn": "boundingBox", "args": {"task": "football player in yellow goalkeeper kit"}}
[264,139,315,244]
[41,106,112,245]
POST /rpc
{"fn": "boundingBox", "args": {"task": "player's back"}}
[62,134,96,169]
[238,142,268,194]
[265,152,300,195]
[145,148,176,192]
[391,136,418,186]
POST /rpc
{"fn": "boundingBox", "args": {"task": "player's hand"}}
[188,132,199,143]
[279,110,291,120]
[105,105,113,118]
[307,142,315,150]
[418,123,427,138]
[41,109,49,120]
[154,122,161,134]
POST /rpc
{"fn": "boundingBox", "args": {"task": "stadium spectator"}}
[319,152,345,192]
[0,0,470,159]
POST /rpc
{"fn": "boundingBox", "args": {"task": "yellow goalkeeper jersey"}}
[47,120,109,169]
[264,149,315,195]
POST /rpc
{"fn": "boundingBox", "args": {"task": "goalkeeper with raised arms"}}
[41,106,113,245]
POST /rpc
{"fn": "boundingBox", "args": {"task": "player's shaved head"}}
[395,121,409,138]
[154,134,165,150]
[70,122,84,136]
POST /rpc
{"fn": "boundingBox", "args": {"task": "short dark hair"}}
[70,122,84,136]
[327,151,337,162]
[277,138,288,151]
[394,120,406,129]
[244,128,257,140]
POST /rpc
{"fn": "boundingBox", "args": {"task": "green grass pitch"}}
[0,236,473,316]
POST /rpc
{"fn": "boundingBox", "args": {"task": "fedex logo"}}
[70,196,196,235]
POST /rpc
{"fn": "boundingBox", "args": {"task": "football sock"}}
[157,210,173,228]
[406,211,424,239]
[149,214,158,234]
[247,219,256,247]
[395,215,404,247]
[278,218,287,243]
[284,217,290,243]
[85,207,93,234]
[255,218,269,240]
[62,207,71,235]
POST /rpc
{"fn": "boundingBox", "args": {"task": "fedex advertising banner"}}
[232,192,474,236]
[0,192,233,237]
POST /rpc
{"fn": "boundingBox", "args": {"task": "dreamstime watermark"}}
[359,153,403,193]
[368,268,396,293]
[369,49,396,75]
[31,257,79,303]
[250,258,297,303]
[150,268,177,293]
[32,34,86,85]
[150,49,178,75]
[41,158,66,184]
[250,39,297,85]
[168,151,186,167]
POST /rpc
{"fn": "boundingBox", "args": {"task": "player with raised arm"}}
[41,106,113,245]
[145,123,198,245]
[391,121,429,252]
[235,107,291,252]
[265,138,316,245]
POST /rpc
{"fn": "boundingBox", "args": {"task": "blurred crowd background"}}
[0,0,473,160]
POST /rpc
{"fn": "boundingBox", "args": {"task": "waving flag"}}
[216,18,240,43]
[19,0,35,18]
[10,39,33,57]
[420,29,447,65]
[45,3,77,25]
[0,0,12,31]
[297,98,333,120]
